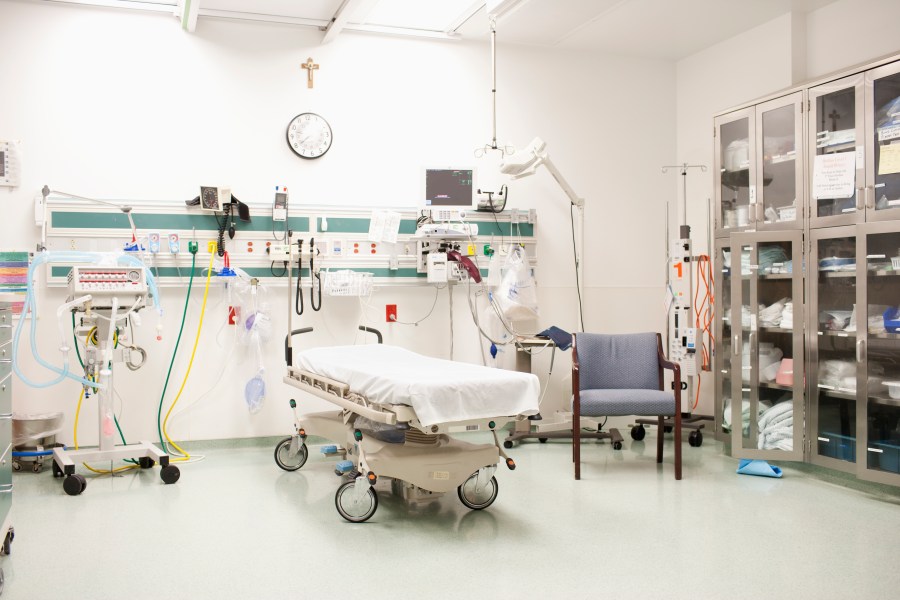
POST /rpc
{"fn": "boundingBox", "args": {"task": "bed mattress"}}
[295,344,540,427]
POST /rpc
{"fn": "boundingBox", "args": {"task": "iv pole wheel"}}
[538,437,548,443]
[139,457,155,469]
[274,436,308,471]
[1,527,13,556]
[63,474,86,496]
[689,430,703,447]
[612,441,623,451]
[335,479,378,523]
[502,440,513,449]
[160,465,180,484]
[457,472,499,510]
[630,425,646,441]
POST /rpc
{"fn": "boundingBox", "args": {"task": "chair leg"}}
[574,403,581,480]
[674,411,682,481]
[656,416,664,463]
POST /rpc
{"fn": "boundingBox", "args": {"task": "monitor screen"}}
[424,168,474,208]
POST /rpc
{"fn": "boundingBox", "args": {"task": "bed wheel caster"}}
[505,458,516,470]
[353,429,363,442]
[630,425,646,441]
[139,457,155,469]
[689,431,703,447]
[160,465,180,484]
[1,528,14,556]
[612,441,623,450]
[63,474,87,496]
[458,473,499,510]
[503,440,513,449]
[274,436,309,471]
[335,479,378,523]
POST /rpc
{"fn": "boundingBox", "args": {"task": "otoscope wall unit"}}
[42,196,537,289]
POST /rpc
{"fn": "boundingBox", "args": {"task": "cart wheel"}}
[52,461,64,478]
[63,474,85,496]
[0,566,4,595]
[502,440,513,449]
[664,425,673,433]
[612,441,623,450]
[274,437,308,471]
[538,437,548,443]
[1,530,11,556]
[335,479,378,523]
[139,457,155,469]
[160,465,180,484]
[32,462,42,473]
[12,461,20,472]
[689,431,703,447]
[631,425,646,441]
[457,472,499,510]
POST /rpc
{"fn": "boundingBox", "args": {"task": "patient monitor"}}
[423,168,475,220]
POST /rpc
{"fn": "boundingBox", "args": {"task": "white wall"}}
[0,0,675,444]
[674,0,900,416]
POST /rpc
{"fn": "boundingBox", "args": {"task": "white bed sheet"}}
[295,344,540,427]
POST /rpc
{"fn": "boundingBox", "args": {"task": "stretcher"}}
[277,327,540,522]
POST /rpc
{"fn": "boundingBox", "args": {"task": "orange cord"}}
[692,255,715,410]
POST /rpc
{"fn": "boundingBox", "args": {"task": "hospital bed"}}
[277,326,540,522]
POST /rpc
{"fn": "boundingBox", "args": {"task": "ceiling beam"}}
[179,0,201,32]
[447,1,485,34]
[322,0,376,45]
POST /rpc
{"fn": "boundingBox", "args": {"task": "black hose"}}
[294,239,304,316]
[310,238,322,312]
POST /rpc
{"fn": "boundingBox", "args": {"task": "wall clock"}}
[286,113,332,159]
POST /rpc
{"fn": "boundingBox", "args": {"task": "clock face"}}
[286,113,332,159]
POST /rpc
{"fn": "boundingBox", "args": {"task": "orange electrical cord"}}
[692,255,715,410]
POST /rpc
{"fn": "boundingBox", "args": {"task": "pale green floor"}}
[2,433,899,599]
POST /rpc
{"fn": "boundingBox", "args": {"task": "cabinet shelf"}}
[818,330,856,337]
[721,169,773,190]
[759,326,794,333]
[868,331,900,340]
[869,395,900,408]
[817,385,857,400]
[760,381,794,392]
[868,269,900,277]
[819,271,856,278]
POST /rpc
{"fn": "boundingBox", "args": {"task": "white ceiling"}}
[48,0,840,60]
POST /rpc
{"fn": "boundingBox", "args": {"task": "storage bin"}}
[818,432,856,462]
[873,440,900,473]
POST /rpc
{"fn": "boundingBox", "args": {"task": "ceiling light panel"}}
[202,0,343,21]
[357,0,481,31]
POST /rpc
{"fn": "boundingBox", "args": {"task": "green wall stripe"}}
[50,266,430,279]
[51,212,309,233]
[50,211,532,237]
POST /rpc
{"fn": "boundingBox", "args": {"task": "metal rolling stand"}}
[50,267,179,496]
[503,337,623,448]
[0,303,16,593]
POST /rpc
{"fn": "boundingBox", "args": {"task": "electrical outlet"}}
[386,304,397,323]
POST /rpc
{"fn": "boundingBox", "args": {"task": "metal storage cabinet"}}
[754,92,805,232]
[713,238,733,442]
[714,108,757,237]
[0,302,14,590]
[730,231,805,461]
[864,61,900,224]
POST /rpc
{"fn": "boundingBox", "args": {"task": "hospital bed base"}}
[633,413,711,447]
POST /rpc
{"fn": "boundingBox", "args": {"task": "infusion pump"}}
[67,266,148,309]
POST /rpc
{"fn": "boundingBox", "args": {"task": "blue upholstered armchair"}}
[572,332,682,480]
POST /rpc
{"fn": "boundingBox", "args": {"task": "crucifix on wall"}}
[301,57,319,88]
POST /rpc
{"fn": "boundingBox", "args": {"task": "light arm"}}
[499,137,583,207]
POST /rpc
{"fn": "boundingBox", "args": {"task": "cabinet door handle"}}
[856,340,865,363]
[855,187,865,211]
[866,185,875,209]
[734,335,740,356]
[757,203,765,222]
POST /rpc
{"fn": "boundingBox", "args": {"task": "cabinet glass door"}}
[715,239,733,443]
[865,62,900,222]
[756,93,804,230]
[715,108,756,237]
[809,74,865,228]
[809,228,858,470]
[731,232,804,461]
[859,226,900,485]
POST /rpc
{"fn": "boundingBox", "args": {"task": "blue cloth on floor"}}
[736,459,783,478]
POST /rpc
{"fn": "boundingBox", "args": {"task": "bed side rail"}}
[285,367,396,425]
[358,326,383,344]
[284,327,314,367]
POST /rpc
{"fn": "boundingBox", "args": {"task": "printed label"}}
[432,471,450,480]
